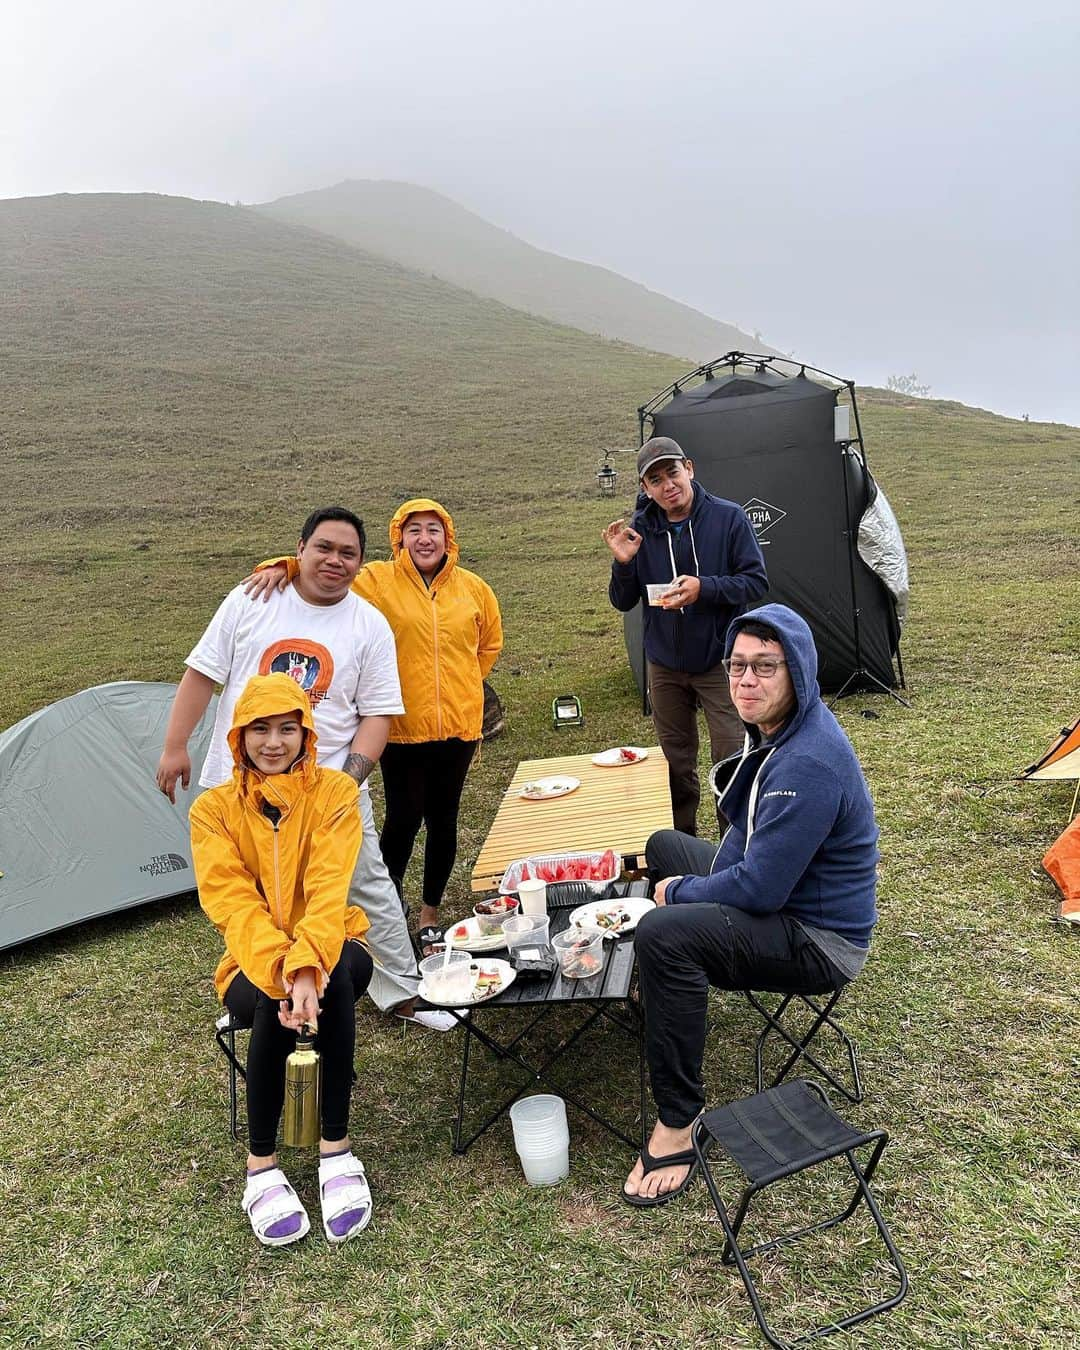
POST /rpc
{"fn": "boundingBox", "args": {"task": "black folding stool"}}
[745,986,863,1104]
[214,1011,249,1140]
[692,1078,907,1349]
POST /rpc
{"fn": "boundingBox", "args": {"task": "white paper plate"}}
[418,958,516,1006]
[569,897,655,938]
[519,775,581,800]
[444,916,507,953]
[591,746,649,767]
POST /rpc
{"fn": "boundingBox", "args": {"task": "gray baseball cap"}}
[637,436,688,479]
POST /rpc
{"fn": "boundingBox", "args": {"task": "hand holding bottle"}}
[279,967,320,1031]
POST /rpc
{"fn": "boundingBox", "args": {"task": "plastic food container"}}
[552,928,605,979]
[498,849,620,897]
[473,893,520,935]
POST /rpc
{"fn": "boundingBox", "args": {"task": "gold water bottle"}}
[281,1025,321,1148]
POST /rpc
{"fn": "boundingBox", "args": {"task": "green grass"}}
[1,193,1079,1348]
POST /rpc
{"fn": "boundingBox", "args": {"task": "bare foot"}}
[623,1121,695,1202]
[418,903,443,956]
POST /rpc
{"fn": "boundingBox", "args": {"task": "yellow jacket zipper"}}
[431,586,443,740]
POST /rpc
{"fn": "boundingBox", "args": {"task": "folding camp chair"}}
[214,1011,249,1140]
[692,1078,908,1349]
[745,986,863,1104]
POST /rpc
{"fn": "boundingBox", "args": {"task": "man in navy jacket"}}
[622,603,879,1207]
[604,437,767,834]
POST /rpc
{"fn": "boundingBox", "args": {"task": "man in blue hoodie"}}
[604,437,767,834]
[622,603,879,1207]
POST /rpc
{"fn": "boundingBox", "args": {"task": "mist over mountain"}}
[258,180,780,367]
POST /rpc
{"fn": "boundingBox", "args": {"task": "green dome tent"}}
[0,682,217,951]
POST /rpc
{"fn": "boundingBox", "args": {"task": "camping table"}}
[448,888,649,1154]
[470,747,672,892]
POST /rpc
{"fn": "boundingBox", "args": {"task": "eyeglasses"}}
[722,657,787,679]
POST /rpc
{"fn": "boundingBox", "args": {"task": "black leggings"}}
[378,738,478,909]
[224,940,373,1156]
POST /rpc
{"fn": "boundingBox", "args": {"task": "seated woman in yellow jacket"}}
[190,673,375,1248]
[247,499,503,956]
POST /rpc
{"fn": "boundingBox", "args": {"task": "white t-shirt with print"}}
[187,582,404,789]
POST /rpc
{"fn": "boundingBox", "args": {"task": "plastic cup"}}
[646,582,675,606]
[473,894,520,935]
[420,950,475,1003]
[503,914,550,957]
[510,1095,570,1186]
[552,928,605,979]
[517,877,548,917]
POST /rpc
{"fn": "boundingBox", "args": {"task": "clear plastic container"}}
[552,928,605,979]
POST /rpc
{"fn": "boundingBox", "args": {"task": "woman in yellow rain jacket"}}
[190,672,375,1249]
[354,499,503,954]
[244,500,503,954]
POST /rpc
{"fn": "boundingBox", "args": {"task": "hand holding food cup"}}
[602,519,642,564]
[659,575,701,610]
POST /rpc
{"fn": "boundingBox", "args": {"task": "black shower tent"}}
[624,354,907,696]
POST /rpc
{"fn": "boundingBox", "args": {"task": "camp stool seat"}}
[745,985,863,1104]
[692,1079,908,1349]
[214,1011,249,1140]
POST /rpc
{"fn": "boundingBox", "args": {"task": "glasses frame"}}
[723,657,788,679]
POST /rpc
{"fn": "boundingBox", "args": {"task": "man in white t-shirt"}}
[156,506,451,1029]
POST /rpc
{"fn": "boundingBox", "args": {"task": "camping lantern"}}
[552,694,584,729]
[596,451,618,497]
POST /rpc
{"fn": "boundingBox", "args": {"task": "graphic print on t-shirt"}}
[258,638,335,705]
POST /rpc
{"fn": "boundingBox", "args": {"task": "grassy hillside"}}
[2,191,1079,1349]
[259,178,782,364]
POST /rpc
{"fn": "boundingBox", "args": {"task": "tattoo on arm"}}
[343,752,375,785]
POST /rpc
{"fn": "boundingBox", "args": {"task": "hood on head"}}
[724,603,821,736]
[227,673,317,771]
[388,497,458,569]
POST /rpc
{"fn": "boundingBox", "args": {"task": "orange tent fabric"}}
[1043,815,1080,924]
[1020,715,1080,782]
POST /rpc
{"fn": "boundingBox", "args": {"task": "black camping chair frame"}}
[214,1012,249,1140]
[692,1081,908,1349]
[746,987,863,1104]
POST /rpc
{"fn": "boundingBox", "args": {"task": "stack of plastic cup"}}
[508,1094,570,1185]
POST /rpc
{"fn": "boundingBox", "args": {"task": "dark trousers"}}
[379,738,478,909]
[637,829,846,1128]
[647,660,743,835]
[224,940,373,1156]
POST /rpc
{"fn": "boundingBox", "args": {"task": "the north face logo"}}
[743,498,787,537]
[139,852,190,876]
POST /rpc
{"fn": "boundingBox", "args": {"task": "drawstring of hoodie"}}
[665,520,701,608]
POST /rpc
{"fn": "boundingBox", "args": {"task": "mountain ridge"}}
[258,178,783,365]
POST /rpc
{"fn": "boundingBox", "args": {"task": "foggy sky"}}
[4,0,1078,423]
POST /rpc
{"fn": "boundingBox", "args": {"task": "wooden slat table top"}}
[471,746,672,892]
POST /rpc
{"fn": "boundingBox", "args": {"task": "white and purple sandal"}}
[318,1150,373,1243]
[242,1166,310,1247]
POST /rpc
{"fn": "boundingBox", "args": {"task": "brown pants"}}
[647,659,744,835]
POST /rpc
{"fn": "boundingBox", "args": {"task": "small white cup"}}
[646,582,675,606]
[517,878,548,916]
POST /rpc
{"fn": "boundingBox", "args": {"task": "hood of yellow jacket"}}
[226,673,318,781]
[388,498,459,577]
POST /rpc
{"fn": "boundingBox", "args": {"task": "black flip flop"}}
[621,1142,699,1209]
[416,925,445,958]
